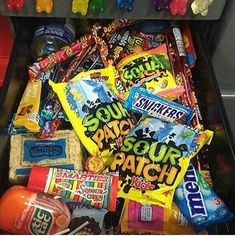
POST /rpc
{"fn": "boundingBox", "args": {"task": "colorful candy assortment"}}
[0,19,233,235]
[5,0,214,16]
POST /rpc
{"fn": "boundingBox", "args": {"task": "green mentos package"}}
[109,117,213,208]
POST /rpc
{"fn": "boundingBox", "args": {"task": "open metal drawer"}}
[0,18,235,234]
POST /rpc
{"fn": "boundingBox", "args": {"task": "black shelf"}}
[0,0,227,20]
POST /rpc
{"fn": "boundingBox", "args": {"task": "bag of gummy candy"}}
[109,117,213,207]
[117,44,183,100]
[174,164,234,232]
[49,67,136,166]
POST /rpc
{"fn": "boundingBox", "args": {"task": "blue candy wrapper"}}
[124,87,194,125]
[174,164,234,231]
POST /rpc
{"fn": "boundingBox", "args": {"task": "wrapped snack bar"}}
[9,130,83,183]
[13,80,42,132]
[124,86,194,125]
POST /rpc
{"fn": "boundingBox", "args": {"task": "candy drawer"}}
[0,18,235,234]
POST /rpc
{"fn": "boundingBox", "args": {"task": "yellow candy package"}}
[117,44,180,100]
[13,80,42,132]
[120,199,208,235]
[109,117,213,207]
[49,67,136,166]
[70,65,125,98]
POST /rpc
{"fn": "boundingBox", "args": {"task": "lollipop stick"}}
[68,221,89,235]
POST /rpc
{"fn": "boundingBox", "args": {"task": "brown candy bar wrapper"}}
[112,31,132,64]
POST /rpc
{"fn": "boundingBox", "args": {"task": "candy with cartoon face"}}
[72,0,89,15]
[36,0,53,13]
[169,0,188,15]
[6,0,24,11]
[191,0,213,16]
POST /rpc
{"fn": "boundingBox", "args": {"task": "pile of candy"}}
[6,0,214,16]
[0,19,234,235]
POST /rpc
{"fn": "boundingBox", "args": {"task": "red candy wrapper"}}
[172,26,203,130]
[28,33,94,81]
[28,19,138,81]
[91,23,113,67]
[91,23,127,98]
[181,21,197,68]
[63,47,92,82]
[166,28,189,107]
[165,27,203,130]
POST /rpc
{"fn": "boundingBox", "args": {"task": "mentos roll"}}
[174,164,234,231]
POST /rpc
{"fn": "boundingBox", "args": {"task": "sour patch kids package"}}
[109,117,213,207]
[49,67,135,165]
